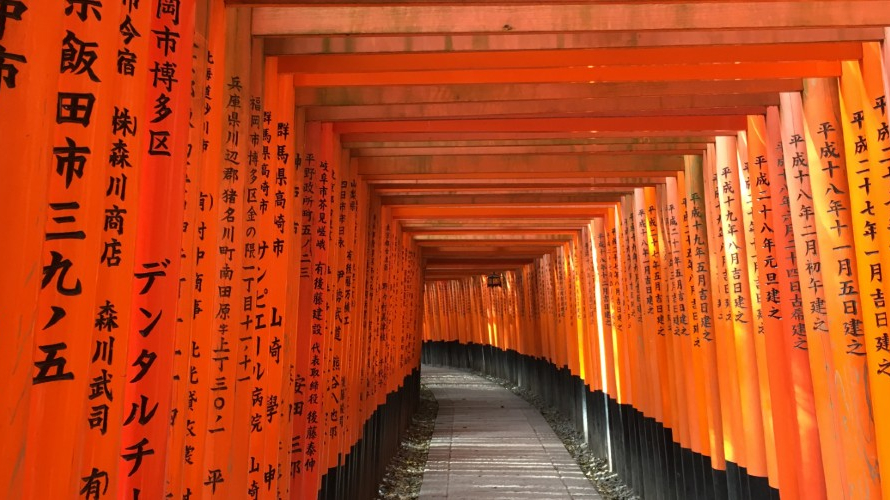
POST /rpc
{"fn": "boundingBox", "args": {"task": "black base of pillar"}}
[317,368,420,500]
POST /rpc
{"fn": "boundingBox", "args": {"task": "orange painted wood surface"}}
[251,3,890,36]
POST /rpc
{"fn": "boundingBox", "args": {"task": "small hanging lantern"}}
[486,272,503,288]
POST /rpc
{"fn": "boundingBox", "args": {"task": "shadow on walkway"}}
[419,365,602,499]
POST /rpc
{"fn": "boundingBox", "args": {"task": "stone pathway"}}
[419,365,602,499]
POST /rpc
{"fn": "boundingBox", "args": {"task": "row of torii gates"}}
[2,1,890,499]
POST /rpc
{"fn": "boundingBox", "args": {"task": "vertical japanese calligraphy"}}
[839,51,890,500]
[78,0,148,496]
[28,0,119,497]
[119,0,193,497]
[0,0,63,497]
[801,77,881,499]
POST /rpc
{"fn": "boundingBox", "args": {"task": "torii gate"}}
[2,2,890,499]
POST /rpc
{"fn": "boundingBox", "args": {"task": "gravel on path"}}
[374,367,639,500]
[375,383,439,499]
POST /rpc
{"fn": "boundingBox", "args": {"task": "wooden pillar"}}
[801,77,882,499]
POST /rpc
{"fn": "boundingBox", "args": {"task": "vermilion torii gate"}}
[2,1,890,499]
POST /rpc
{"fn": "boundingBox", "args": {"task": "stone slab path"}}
[419,365,603,500]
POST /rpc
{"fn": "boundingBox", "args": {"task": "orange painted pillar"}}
[663,179,698,463]
[632,189,659,426]
[838,52,890,500]
[714,136,768,484]
[320,127,344,480]
[0,1,62,494]
[164,0,207,495]
[778,91,845,498]
[597,213,620,401]
[330,148,358,478]
[664,175,701,468]
[591,219,616,399]
[118,0,195,496]
[201,3,250,498]
[745,114,802,499]
[703,144,747,486]
[271,71,298,500]
[763,105,826,500]
[294,120,334,497]
[213,8,256,498]
[683,155,726,481]
[621,194,644,418]
[801,77,882,498]
[180,1,223,495]
[606,206,631,406]
[77,0,147,497]
[736,130,780,491]
[860,41,890,500]
[23,0,119,497]
[630,189,661,493]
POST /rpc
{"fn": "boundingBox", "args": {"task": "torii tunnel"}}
[4,1,890,499]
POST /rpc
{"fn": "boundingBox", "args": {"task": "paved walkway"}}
[419,365,602,499]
